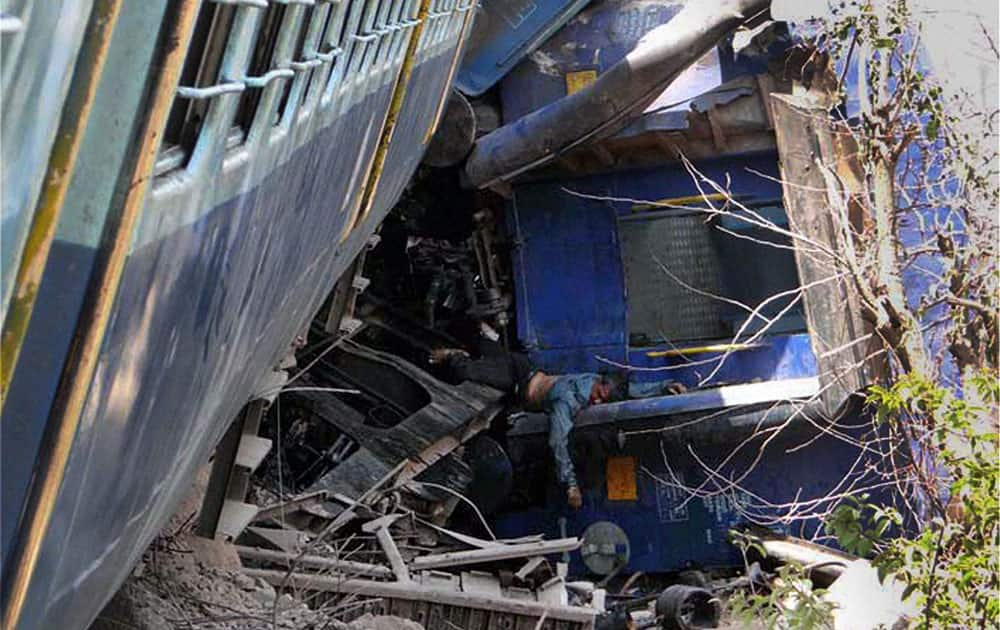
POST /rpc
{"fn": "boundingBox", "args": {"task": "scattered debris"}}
[238,502,601,629]
[655,584,720,630]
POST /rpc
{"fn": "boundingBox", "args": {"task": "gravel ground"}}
[91,529,375,630]
[90,467,424,630]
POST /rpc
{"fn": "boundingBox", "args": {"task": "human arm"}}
[547,398,579,491]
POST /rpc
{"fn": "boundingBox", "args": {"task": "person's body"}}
[527,371,618,509]
[431,349,679,509]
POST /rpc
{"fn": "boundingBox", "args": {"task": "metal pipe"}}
[646,343,763,358]
[234,545,394,578]
[507,378,820,436]
[1,1,202,626]
[463,0,771,188]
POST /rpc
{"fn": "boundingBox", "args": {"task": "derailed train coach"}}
[0,0,914,627]
[1,0,476,627]
[450,0,895,578]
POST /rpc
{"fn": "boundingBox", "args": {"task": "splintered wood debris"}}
[235,493,602,630]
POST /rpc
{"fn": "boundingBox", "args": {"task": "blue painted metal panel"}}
[509,152,806,384]
[498,0,720,124]
[5,22,464,629]
[510,180,627,364]
[626,334,818,389]
[528,345,627,376]
[496,408,881,573]
[499,149,842,575]
[1,1,172,565]
[455,0,591,96]
[0,0,95,320]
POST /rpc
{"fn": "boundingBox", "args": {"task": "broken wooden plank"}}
[515,557,546,582]
[771,92,885,417]
[363,514,410,582]
[411,538,582,571]
[243,569,597,623]
[234,546,393,579]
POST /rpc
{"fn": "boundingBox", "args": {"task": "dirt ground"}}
[90,467,424,630]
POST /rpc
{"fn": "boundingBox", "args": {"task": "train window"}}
[326,0,364,98]
[296,3,333,109]
[619,202,805,346]
[352,0,382,76]
[161,3,236,166]
[234,3,286,132]
[371,0,396,68]
[321,0,351,92]
[274,6,312,125]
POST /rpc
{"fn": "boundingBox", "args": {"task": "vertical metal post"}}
[197,399,269,539]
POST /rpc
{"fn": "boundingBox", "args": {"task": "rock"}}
[187,533,242,570]
[251,584,277,606]
[276,593,296,610]
[233,572,256,590]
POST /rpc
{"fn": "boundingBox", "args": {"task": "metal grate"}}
[159,0,358,172]
[154,0,470,176]
[619,214,727,344]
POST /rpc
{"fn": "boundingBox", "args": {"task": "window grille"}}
[161,3,237,165]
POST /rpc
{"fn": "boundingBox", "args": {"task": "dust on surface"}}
[89,526,418,630]
[90,467,425,630]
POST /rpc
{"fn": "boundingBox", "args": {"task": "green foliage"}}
[728,532,837,629]
[727,372,998,629]
[729,563,838,630]
[808,1,999,625]
[834,374,999,628]
[721,1,997,626]
[825,493,901,558]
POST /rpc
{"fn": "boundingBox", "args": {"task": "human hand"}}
[428,348,469,364]
[567,485,582,509]
[661,381,687,395]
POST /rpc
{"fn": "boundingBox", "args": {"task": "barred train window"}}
[323,0,356,96]
[324,2,348,96]
[235,3,286,131]
[160,3,236,170]
[294,4,326,111]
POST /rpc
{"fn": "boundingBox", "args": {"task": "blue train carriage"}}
[481,0,887,577]
[0,1,475,628]
[454,0,592,96]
